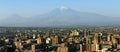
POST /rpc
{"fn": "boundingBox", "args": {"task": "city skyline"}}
[1,1,120,52]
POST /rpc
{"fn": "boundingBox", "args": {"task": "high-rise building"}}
[86,44,91,52]
[33,34,36,39]
[80,44,83,52]
[52,36,58,44]
[84,30,87,37]
[86,37,91,44]
[93,33,98,44]
[36,37,41,44]
[107,33,112,41]
[46,37,51,44]
[91,44,99,52]
[31,44,35,52]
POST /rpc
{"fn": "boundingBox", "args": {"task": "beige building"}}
[91,44,99,52]
[57,43,68,52]
[25,39,31,44]
[70,30,79,36]
[80,44,83,52]
[36,37,42,44]
[52,36,58,44]
[31,44,35,52]
[14,40,23,49]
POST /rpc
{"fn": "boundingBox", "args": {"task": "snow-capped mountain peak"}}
[58,6,68,11]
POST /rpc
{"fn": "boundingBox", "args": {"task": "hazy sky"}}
[0,0,120,20]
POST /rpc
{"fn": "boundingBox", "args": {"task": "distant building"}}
[70,30,79,36]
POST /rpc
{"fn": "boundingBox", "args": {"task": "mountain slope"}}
[27,7,113,26]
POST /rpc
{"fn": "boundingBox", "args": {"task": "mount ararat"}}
[0,7,119,27]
